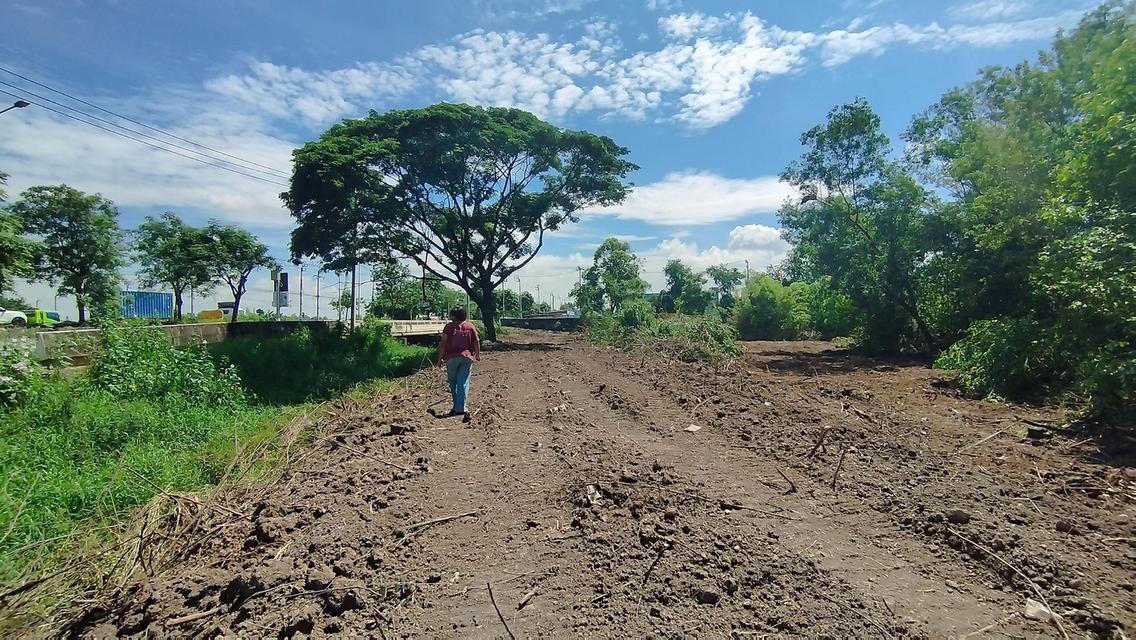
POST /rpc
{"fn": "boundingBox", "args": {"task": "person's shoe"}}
[462,411,472,423]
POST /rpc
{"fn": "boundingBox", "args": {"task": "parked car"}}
[0,307,28,326]
[23,309,59,327]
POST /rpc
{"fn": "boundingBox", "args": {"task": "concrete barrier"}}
[500,316,581,332]
[34,319,446,362]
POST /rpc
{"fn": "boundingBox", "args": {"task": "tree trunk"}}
[229,284,243,323]
[76,285,87,324]
[477,288,498,342]
[173,286,184,322]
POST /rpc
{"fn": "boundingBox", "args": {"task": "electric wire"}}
[0,88,289,188]
[0,65,290,178]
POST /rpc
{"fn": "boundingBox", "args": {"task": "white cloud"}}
[200,7,1081,131]
[949,0,1030,21]
[819,10,1085,67]
[646,0,682,11]
[583,171,794,225]
[1,104,296,229]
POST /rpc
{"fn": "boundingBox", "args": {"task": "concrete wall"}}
[500,317,581,332]
[34,319,446,363]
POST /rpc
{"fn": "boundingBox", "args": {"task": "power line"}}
[0,88,288,187]
[0,65,290,178]
[0,78,288,181]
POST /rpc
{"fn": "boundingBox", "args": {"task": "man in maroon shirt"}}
[436,307,480,420]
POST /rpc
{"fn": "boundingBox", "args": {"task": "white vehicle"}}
[0,307,28,326]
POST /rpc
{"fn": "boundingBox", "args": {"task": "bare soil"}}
[71,331,1134,638]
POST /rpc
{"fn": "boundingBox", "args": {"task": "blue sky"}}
[0,0,1093,317]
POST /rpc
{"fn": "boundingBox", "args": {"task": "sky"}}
[0,0,1095,319]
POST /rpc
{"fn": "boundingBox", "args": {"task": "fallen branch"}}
[516,589,537,611]
[946,527,1069,640]
[807,427,832,459]
[951,430,1004,457]
[165,605,223,628]
[642,547,665,586]
[487,582,517,640]
[395,510,480,547]
[831,445,849,490]
[776,468,798,494]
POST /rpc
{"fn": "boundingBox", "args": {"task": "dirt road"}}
[75,331,1134,638]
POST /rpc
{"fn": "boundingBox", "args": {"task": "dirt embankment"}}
[70,332,1134,638]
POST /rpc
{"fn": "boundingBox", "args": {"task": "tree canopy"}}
[202,222,276,323]
[134,213,215,321]
[9,185,124,322]
[285,103,636,339]
[572,238,648,313]
[0,171,35,297]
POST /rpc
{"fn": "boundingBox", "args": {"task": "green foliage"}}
[0,325,274,581]
[203,221,277,323]
[658,260,713,314]
[705,264,744,308]
[133,213,215,321]
[208,320,433,404]
[0,171,35,295]
[735,276,799,340]
[780,100,936,351]
[572,237,648,313]
[585,300,737,366]
[285,103,636,340]
[89,326,245,408]
[901,3,1135,420]
[8,184,124,323]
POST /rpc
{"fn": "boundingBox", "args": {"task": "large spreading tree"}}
[284,103,636,340]
[134,213,215,321]
[9,184,124,323]
[572,237,648,313]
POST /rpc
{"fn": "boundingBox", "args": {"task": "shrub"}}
[934,317,1057,400]
[209,319,433,404]
[735,276,798,340]
[585,302,737,366]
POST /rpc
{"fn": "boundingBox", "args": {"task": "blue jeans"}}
[446,357,474,414]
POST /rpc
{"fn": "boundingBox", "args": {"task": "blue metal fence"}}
[120,290,174,319]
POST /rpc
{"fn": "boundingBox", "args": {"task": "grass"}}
[208,318,434,404]
[0,320,433,626]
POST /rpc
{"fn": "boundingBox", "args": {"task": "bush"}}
[934,317,1057,400]
[735,276,798,340]
[585,302,737,366]
[209,318,433,404]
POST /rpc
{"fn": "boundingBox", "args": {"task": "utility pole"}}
[536,284,541,312]
[316,272,322,319]
[298,263,305,319]
[190,289,195,316]
[745,260,750,284]
[517,277,522,316]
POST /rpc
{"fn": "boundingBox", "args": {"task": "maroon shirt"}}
[442,320,479,361]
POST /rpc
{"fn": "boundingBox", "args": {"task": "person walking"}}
[436,307,480,421]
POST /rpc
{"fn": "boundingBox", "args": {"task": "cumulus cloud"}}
[583,171,794,225]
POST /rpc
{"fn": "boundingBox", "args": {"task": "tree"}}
[285,103,636,340]
[9,185,124,323]
[660,260,712,315]
[133,213,214,321]
[520,291,535,316]
[572,238,648,313]
[780,99,936,350]
[203,222,277,324]
[0,171,35,296]
[705,264,744,307]
[495,288,520,318]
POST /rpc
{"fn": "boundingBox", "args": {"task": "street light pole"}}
[0,100,30,116]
